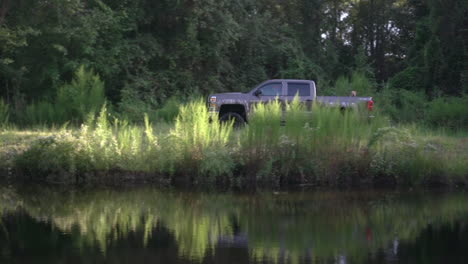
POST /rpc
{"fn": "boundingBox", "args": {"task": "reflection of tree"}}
[1,186,468,263]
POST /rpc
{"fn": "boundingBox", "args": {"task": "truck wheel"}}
[220,112,245,128]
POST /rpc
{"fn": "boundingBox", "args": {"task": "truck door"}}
[250,82,285,110]
[285,82,314,110]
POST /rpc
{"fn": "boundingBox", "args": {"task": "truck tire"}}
[220,112,245,128]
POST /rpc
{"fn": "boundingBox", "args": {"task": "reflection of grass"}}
[2,186,468,262]
[2,98,468,186]
[0,186,18,245]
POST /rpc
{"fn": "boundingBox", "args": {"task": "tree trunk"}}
[0,0,10,25]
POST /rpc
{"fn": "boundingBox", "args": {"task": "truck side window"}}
[258,83,282,96]
[287,83,310,96]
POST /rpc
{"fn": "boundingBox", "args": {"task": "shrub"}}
[56,65,106,124]
[12,66,106,127]
[155,97,181,122]
[14,132,85,183]
[426,95,468,130]
[376,87,428,124]
[332,71,375,96]
[118,87,158,123]
[388,66,426,91]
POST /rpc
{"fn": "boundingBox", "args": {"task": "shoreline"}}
[1,104,467,189]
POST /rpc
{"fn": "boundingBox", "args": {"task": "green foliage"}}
[244,99,283,151]
[376,87,428,124]
[426,95,468,130]
[171,99,234,181]
[368,126,468,185]
[20,101,56,125]
[173,99,232,151]
[118,83,159,123]
[332,71,375,96]
[154,97,182,123]
[0,0,465,134]
[13,66,106,126]
[56,66,106,124]
[388,67,426,91]
[376,87,468,130]
[13,100,235,184]
[14,132,83,183]
[9,96,466,187]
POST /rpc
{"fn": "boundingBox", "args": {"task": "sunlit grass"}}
[1,97,467,187]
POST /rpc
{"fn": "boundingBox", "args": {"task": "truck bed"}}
[316,96,373,108]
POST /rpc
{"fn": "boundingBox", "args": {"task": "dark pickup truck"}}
[208,79,374,125]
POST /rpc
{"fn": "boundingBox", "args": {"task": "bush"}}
[426,95,468,130]
[12,66,106,127]
[14,132,85,183]
[155,97,181,122]
[332,71,375,96]
[56,66,106,124]
[376,87,428,124]
[118,87,159,123]
[368,126,467,185]
[388,66,426,91]
[376,86,467,130]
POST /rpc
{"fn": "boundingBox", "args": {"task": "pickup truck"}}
[208,79,374,126]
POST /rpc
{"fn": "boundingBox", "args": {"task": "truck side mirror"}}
[254,90,262,96]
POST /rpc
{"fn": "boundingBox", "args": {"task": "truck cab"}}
[208,79,373,126]
[209,80,316,126]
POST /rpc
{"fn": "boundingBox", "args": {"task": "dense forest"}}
[0,0,467,127]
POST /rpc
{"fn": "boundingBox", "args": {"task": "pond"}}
[1,185,468,263]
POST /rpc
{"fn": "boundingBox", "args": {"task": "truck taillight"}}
[367,100,374,111]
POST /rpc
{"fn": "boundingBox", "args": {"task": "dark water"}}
[1,185,468,264]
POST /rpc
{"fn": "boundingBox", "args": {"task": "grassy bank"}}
[1,99,467,187]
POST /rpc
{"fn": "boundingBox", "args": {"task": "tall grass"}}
[14,100,235,184]
[239,96,391,185]
[171,99,234,181]
[8,97,468,187]
[14,105,156,183]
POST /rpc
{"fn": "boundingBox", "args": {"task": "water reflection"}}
[1,185,468,263]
